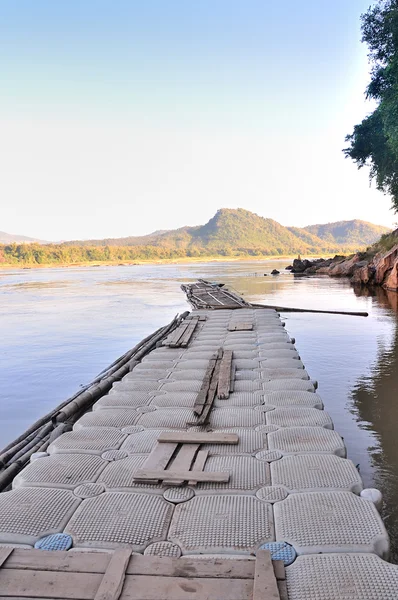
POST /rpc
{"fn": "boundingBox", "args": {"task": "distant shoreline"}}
[0,254,335,271]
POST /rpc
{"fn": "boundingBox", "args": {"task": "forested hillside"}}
[294,220,389,246]
[0,209,390,266]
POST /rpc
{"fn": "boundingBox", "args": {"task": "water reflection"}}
[349,286,398,561]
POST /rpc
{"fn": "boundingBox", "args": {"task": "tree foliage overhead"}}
[344,0,398,210]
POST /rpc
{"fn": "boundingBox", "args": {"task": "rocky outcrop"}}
[372,244,398,290]
[287,239,398,291]
[288,256,346,274]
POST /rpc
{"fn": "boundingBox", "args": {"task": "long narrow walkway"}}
[0,285,397,599]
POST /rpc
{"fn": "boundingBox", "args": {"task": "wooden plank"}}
[2,550,256,579]
[2,548,110,574]
[278,580,288,600]
[272,560,286,581]
[143,443,177,470]
[0,569,101,599]
[207,292,224,305]
[193,355,218,415]
[164,444,200,485]
[167,322,190,347]
[0,547,13,568]
[230,364,236,393]
[121,575,252,600]
[163,319,192,347]
[179,318,199,347]
[127,555,254,579]
[210,305,242,310]
[141,442,177,483]
[195,353,222,425]
[169,322,191,348]
[228,322,253,331]
[217,350,233,399]
[157,432,239,445]
[253,550,280,600]
[94,547,132,600]
[188,449,209,486]
[133,469,229,483]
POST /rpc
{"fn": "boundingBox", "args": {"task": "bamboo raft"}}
[182,279,369,316]
[0,280,395,600]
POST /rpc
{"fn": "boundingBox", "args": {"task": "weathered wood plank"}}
[227,323,253,331]
[272,560,286,581]
[195,353,222,425]
[2,548,110,574]
[278,580,288,600]
[163,319,192,347]
[167,322,190,347]
[121,575,252,600]
[141,442,177,484]
[94,548,132,600]
[0,569,102,599]
[131,556,254,579]
[193,355,218,415]
[253,550,280,600]
[2,550,257,579]
[207,292,225,306]
[169,323,190,348]
[133,470,229,483]
[0,547,14,568]
[142,443,177,471]
[157,432,238,445]
[164,444,200,485]
[230,364,236,393]
[178,318,199,347]
[188,449,209,486]
[217,350,233,399]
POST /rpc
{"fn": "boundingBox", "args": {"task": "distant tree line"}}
[0,241,356,266]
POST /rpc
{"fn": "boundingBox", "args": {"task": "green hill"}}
[62,208,341,255]
[1,209,391,266]
[295,220,390,246]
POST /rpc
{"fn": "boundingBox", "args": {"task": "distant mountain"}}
[0,230,47,244]
[62,209,388,255]
[291,220,390,247]
[3,210,391,267]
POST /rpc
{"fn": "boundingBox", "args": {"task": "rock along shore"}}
[288,231,398,291]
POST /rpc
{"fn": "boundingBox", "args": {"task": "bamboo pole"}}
[0,428,43,467]
[0,313,185,458]
[250,303,368,317]
[0,311,189,490]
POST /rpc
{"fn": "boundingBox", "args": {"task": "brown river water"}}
[1,259,398,560]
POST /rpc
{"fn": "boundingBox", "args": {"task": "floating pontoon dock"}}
[0,280,396,599]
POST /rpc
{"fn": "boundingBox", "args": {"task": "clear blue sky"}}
[0,0,393,241]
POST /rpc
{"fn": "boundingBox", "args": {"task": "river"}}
[1,259,398,559]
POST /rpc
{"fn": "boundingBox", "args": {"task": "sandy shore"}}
[0,255,321,270]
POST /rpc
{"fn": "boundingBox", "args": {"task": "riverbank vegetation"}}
[0,209,390,267]
[345,0,398,209]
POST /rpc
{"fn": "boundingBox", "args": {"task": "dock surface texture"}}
[1,280,397,599]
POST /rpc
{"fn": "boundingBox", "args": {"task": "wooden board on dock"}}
[0,547,286,600]
[162,317,199,348]
[133,431,238,486]
[227,322,253,331]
